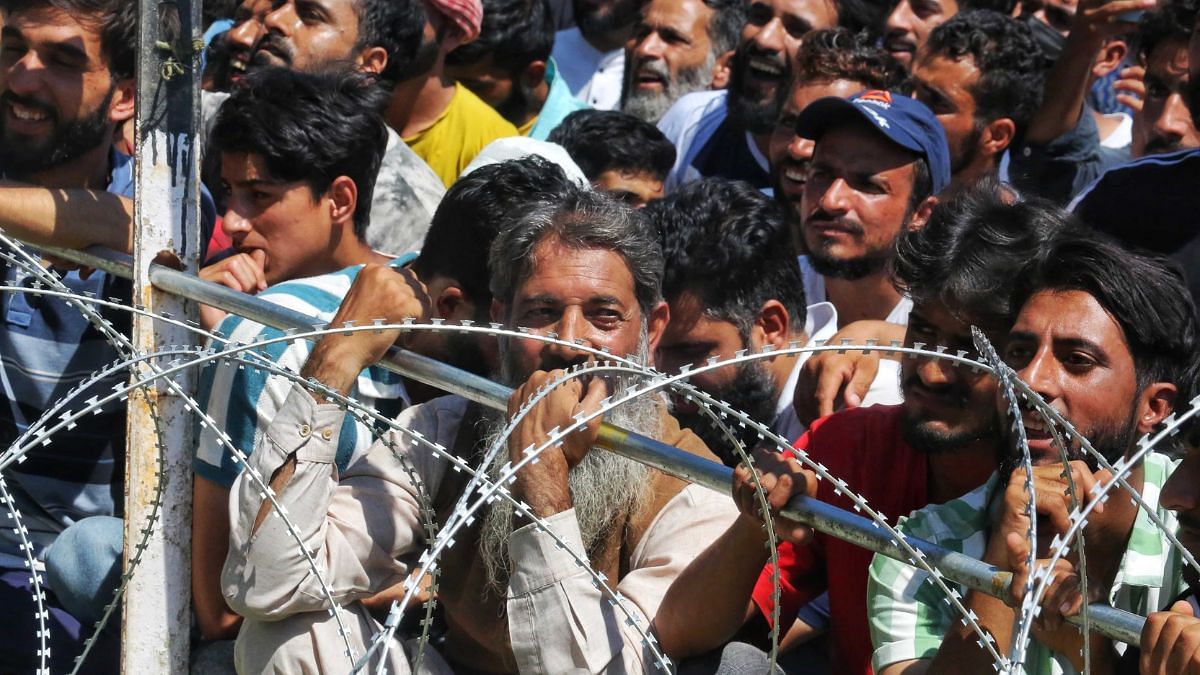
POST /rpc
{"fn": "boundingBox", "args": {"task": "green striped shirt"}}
[868,452,1182,674]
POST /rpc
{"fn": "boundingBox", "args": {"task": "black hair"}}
[794,28,910,94]
[894,178,1080,328]
[925,10,1046,140]
[356,0,429,85]
[834,0,890,40]
[701,0,747,55]
[1134,0,1199,62]
[2,0,137,80]
[650,178,806,336]
[413,156,577,304]
[1016,235,1200,406]
[547,109,676,182]
[203,0,239,30]
[210,67,389,238]
[445,0,554,74]
[962,0,1018,14]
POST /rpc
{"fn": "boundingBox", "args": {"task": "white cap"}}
[459,137,590,187]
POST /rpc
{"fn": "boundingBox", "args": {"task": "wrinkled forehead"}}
[4,5,107,63]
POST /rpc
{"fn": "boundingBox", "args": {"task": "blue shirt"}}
[528,58,590,141]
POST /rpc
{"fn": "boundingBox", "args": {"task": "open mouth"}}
[9,101,50,122]
[634,70,666,90]
[746,56,785,80]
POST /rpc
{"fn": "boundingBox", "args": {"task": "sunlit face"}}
[1001,289,1142,467]
[622,0,715,121]
[253,0,362,72]
[497,237,661,380]
[883,0,960,70]
[727,0,838,132]
[219,152,337,285]
[769,78,864,227]
[799,121,920,278]
[0,6,130,178]
[227,0,273,82]
[912,50,989,177]
[1136,37,1200,157]
[592,169,665,208]
[900,302,1000,453]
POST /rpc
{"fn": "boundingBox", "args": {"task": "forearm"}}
[0,185,134,252]
[1026,31,1104,145]
[191,477,242,640]
[926,589,1016,674]
[655,515,772,659]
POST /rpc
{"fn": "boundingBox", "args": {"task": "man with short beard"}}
[619,0,744,124]
[1124,0,1200,159]
[657,0,840,190]
[794,89,948,329]
[869,236,1197,674]
[654,183,1075,675]
[650,178,901,464]
[552,0,641,109]
[221,187,738,673]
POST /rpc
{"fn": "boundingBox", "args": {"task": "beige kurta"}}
[221,385,738,674]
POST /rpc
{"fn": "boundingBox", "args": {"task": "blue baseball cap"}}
[795,90,951,195]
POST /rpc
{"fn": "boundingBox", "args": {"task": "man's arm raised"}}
[0,184,135,252]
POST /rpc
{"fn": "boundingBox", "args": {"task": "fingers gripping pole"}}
[38,243,1149,649]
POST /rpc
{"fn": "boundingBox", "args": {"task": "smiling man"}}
[619,0,744,123]
[868,236,1197,674]
[881,0,1015,70]
[657,0,841,190]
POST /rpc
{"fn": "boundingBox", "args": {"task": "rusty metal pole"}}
[122,0,202,671]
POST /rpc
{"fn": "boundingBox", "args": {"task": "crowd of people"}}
[2,0,1200,672]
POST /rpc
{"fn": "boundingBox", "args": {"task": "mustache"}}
[804,211,866,235]
[883,31,917,51]
[0,91,56,122]
[252,31,293,65]
[633,57,670,85]
[903,373,970,407]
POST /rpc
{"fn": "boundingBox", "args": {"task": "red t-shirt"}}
[750,404,928,675]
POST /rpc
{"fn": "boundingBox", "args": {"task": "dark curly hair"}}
[924,10,1046,140]
[356,0,429,85]
[794,28,910,94]
[1134,0,1199,62]
[445,0,554,73]
[649,178,806,336]
[548,109,676,182]
[211,68,390,238]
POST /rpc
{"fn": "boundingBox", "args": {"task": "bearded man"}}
[221,187,738,673]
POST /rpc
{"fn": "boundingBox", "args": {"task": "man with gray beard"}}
[221,187,738,674]
[620,0,745,123]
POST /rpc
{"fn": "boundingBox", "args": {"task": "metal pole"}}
[42,244,1148,647]
[123,0,201,670]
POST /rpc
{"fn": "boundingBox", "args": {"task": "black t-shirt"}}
[691,117,771,191]
[1072,148,1200,305]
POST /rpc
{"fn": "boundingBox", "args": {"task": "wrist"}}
[302,339,366,398]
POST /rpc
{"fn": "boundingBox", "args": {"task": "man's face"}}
[498,237,657,381]
[0,6,129,179]
[253,0,362,72]
[656,291,779,454]
[1000,289,1141,468]
[592,169,665,208]
[769,78,864,227]
[900,302,1000,453]
[227,0,273,82]
[621,0,715,123]
[800,121,920,279]
[727,0,838,134]
[446,52,526,123]
[1186,12,1200,121]
[1161,444,1200,561]
[574,0,643,41]
[912,50,988,178]
[219,152,335,285]
[1136,37,1200,157]
[883,0,960,70]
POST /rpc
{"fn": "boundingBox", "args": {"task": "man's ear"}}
[751,299,791,350]
[645,300,670,354]
[710,50,734,89]
[356,45,390,76]
[435,282,477,321]
[327,176,358,229]
[1136,382,1178,435]
[1092,39,1128,79]
[907,195,938,231]
[109,77,136,125]
[522,60,547,89]
[980,118,1017,158]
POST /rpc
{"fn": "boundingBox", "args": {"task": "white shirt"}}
[657,90,768,192]
[551,27,624,110]
[798,255,913,326]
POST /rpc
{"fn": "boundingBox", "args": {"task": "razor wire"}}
[0,242,1194,674]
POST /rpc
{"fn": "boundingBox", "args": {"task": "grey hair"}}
[488,189,665,317]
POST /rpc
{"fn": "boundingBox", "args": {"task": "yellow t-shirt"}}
[403,83,519,188]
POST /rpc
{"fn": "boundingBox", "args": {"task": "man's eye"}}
[1146,82,1171,99]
